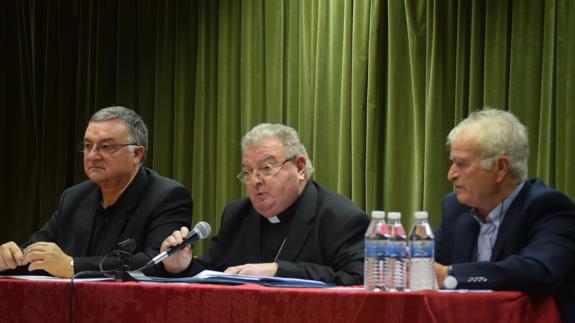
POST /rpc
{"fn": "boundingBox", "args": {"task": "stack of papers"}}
[0,275,112,282]
[128,270,334,288]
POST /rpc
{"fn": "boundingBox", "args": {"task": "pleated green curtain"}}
[188,0,575,236]
[1,0,574,255]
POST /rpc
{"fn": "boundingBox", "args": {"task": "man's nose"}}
[252,172,264,184]
[85,148,103,159]
[245,171,263,185]
[447,164,458,181]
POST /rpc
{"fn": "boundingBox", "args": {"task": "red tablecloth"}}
[0,277,560,323]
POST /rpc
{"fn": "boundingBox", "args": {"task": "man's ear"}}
[295,155,307,178]
[496,155,510,183]
[133,146,145,164]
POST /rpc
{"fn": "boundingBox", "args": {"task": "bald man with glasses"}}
[0,106,192,278]
[160,123,369,286]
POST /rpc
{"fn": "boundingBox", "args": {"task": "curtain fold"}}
[1,0,573,255]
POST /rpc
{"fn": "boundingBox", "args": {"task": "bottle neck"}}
[414,218,428,225]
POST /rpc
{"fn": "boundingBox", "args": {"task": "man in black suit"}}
[0,106,192,278]
[434,109,575,322]
[161,123,369,285]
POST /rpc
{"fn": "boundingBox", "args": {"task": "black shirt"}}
[87,197,120,257]
[259,183,307,263]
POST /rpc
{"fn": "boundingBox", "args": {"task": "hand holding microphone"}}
[154,221,211,273]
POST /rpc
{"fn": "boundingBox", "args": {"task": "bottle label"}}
[365,240,386,257]
[386,241,407,258]
[410,240,434,258]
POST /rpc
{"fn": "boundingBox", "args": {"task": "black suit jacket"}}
[7,167,192,274]
[189,181,369,286]
[435,178,575,322]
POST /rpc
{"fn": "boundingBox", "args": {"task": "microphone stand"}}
[113,250,138,282]
[111,238,138,282]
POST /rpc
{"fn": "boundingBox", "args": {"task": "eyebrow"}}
[242,155,280,168]
[258,156,280,163]
[83,138,117,143]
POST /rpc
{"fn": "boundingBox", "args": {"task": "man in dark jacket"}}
[435,109,575,322]
[0,106,192,277]
[161,123,369,285]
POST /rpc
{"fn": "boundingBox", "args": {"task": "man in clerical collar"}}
[0,106,192,278]
[160,123,369,286]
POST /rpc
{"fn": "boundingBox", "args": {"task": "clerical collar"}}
[267,216,280,223]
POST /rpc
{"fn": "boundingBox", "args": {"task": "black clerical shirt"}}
[259,184,306,263]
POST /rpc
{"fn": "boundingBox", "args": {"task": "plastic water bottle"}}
[408,211,436,291]
[364,210,387,291]
[385,212,408,290]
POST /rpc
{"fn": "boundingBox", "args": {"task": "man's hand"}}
[224,263,278,276]
[161,226,194,273]
[22,242,73,278]
[435,262,448,289]
[0,241,24,271]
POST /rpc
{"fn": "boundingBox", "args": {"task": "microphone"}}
[147,221,211,267]
[116,238,136,253]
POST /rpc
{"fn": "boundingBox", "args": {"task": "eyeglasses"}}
[236,157,295,182]
[79,142,138,155]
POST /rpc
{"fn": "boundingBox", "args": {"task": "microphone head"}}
[116,238,136,253]
[194,221,211,239]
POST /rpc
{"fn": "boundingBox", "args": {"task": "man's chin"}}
[252,204,276,217]
[455,194,469,205]
[86,172,107,184]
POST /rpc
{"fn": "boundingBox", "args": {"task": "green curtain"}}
[1,0,574,256]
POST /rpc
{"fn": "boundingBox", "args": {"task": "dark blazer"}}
[8,167,192,274]
[435,178,575,323]
[190,180,370,286]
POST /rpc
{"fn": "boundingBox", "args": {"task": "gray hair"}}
[90,106,148,163]
[447,108,529,182]
[241,123,314,178]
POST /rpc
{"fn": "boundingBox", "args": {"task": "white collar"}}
[267,216,280,223]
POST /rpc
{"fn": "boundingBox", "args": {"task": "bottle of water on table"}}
[385,211,408,291]
[364,210,387,291]
[408,211,436,290]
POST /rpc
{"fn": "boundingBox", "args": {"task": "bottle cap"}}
[371,210,385,219]
[387,212,401,220]
[414,211,428,220]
